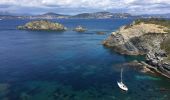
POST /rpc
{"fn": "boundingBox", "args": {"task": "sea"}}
[0,18,170,100]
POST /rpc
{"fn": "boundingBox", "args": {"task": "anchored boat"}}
[117,68,128,91]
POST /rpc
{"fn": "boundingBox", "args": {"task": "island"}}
[73,26,86,32]
[103,18,170,78]
[17,20,67,31]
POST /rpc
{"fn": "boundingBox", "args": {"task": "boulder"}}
[73,26,86,32]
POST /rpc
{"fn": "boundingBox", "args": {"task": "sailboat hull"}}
[117,82,128,91]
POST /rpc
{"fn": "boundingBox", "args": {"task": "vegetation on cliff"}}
[18,20,67,31]
[134,18,170,32]
[161,35,170,61]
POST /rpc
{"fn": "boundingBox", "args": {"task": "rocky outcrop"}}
[103,19,170,78]
[73,26,86,32]
[103,22,168,55]
[17,20,67,31]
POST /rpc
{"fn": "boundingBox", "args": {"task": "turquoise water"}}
[0,19,170,100]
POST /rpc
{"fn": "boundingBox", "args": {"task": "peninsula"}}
[103,18,170,78]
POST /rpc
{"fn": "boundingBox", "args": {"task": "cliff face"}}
[103,22,168,55]
[103,19,170,78]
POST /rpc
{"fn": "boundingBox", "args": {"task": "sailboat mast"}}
[121,68,123,82]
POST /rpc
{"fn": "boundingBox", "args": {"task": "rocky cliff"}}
[18,20,67,31]
[103,18,170,78]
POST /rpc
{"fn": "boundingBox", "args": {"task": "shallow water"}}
[0,19,170,100]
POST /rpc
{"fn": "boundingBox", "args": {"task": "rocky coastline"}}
[103,18,170,78]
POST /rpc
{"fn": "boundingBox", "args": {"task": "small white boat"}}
[117,68,128,91]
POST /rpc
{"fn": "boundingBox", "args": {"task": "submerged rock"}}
[20,92,31,100]
[96,31,105,35]
[103,18,170,78]
[73,26,86,32]
[17,20,67,31]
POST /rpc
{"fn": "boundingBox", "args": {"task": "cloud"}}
[0,0,170,14]
[126,0,170,14]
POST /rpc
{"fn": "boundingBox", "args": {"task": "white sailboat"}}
[117,68,128,91]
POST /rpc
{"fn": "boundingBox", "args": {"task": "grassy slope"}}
[135,18,170,61]
[134,18,170,33]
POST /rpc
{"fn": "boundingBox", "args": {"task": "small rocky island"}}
[103,18,170,78]
[73,26,86,32]
[17,20,67,31]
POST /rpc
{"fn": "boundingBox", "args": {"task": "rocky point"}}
[103,18,170,78]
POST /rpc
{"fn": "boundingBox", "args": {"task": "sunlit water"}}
[0,19,170,100]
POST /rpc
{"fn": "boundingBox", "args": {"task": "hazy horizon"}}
[0,0,170,15]
[3,10,170,16]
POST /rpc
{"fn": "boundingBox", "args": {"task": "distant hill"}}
[0,12,133,19]
[0,11,31,16]
[0,11,31,19]
[0,15,22,19]
[27,12,70,19]
[0,11,13,15]
[0,11,170,19]
[0,12,69,19]
[140,13,170,18]
[71,12,132,19]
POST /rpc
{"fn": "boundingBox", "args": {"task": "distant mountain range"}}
[27,12,69,19]
[0,11,170,19]
[140,13,170,18]
[70,12,132,19]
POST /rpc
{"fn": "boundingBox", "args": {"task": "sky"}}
[0,0,170,15]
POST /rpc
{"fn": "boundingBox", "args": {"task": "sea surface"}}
[0,19,170,100]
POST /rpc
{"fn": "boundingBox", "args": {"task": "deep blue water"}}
[0,19,170,100]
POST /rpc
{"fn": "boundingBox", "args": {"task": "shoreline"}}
[140,61,170,79]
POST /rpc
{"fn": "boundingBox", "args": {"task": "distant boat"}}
[117,68,128,91]
[0,19,2,20]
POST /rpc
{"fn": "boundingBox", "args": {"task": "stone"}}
[73,26,86,32]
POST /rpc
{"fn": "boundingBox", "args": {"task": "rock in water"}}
[97,31,105,35]
[17,20,67,31]
[103,18,170,78]
[73,26,86,32]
